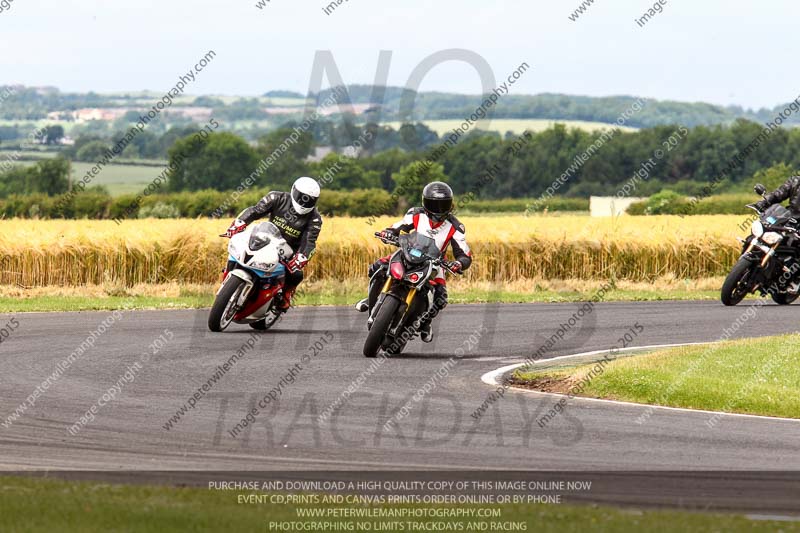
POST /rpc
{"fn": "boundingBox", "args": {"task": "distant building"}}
[263,107,303,115]
[170,107,213,121]
[590,196,645,217]
[306,146,334,162]
[318,103,377,116]
[72,108,128,122]
[66,106,213,122]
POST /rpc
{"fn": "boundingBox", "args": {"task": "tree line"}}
[163,119,800,201]
[2,118,800,208]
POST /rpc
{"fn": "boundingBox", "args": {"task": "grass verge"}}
[512,334,800,419]
[0,475,795,533]
[0,278,728,313]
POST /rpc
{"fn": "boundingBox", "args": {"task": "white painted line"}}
[480,342,709,387]
[481,343,800,425]
[746,514,800,522]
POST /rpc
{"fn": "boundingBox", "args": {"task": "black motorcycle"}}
[362,231,461,357]
[721,183,800,306]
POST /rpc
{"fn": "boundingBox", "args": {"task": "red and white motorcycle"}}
[208,221,292,332]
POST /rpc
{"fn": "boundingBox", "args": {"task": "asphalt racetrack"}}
[2,300,800,511]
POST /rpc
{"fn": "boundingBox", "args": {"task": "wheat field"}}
[0,215,750,287]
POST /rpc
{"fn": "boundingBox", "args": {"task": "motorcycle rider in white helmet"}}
[222,177,323,311]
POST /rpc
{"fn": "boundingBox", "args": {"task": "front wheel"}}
[771,292,799,305]
[363,295,400,358]
[208,275,246,332]
[249,304,282,330]
[721,258,755,306]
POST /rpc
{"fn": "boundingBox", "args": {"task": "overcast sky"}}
[1,0,797,109]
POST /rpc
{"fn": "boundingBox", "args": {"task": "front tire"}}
[208,275,246,332]
[363,295,400,358]
[721,258,755,306]
[771,292,799,305]
[249,304,282,330]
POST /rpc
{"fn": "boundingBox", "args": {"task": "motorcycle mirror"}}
[754,183,767,196]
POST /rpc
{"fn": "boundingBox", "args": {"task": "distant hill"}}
[313,85,788,128]
[263,90,305,99]
[0,84,794,129]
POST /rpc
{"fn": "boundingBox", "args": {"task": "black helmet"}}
[422,181,453,222]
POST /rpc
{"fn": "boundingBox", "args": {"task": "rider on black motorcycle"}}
[355,181,472,342]
[753,175,800,214]
[223,177,323,311]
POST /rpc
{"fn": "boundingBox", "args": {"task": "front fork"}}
[743,240,779,268]
[740,242,785,295]
[367,277,417,329]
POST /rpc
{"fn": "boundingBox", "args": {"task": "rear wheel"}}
[721,258,755,306]
[771,292,799,305]
[363,295,400,358]
[208,276,246,332]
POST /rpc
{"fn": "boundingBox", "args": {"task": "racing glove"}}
[221,219,247,238]
[447,260,463,273]
[286,253,309,273]
[378,229,397,242]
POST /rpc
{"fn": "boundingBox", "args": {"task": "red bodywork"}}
[220,266,284,322]
[234,285,281,321]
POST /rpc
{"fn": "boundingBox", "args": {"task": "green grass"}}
[0,159,166,196]
[0,287,723,313]
[0,475,795,533]
[5,150,58,160]
[1,158,171,196]
[0,295,212,313]
[0,119,76,133]
[514,335,800,419]
[384,118,638,136]
[70,161,166,196]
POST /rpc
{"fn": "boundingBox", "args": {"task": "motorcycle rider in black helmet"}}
[355,181,472,343]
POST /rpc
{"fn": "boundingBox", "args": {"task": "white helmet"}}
[290,176,320,215]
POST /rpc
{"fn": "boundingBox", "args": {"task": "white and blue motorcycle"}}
[208,221,293,332]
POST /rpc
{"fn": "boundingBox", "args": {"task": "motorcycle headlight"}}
[751,220,764,238]
[762,231,783,245]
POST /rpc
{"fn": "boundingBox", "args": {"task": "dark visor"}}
[424,196,452,215]
[292,187,318,208]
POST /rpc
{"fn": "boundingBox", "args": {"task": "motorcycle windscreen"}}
[399,232,441,263]
[763,204,794,225]
[248,221,283,251]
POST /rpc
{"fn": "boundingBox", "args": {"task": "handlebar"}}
[374,232,462,276]
[767,225,799,234]
[440,261,463,276]
[374,231,399,245]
